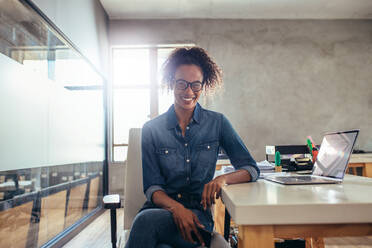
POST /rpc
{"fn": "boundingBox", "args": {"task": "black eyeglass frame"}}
[174,79,203,92]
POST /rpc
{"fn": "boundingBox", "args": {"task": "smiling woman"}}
[124,47,259,248]
[162,47,222,92]
[173,65,204,114]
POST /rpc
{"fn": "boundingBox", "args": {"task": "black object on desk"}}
[103,194,121,248]
[266,145,313,171]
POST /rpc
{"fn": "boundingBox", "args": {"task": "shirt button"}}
[186,126,190,130]
[177,193,181,199]
[186,177,190,181]
[165,150,168,154]
[207,145,210,149]
[186,159,190,163]
[185,143,188,147]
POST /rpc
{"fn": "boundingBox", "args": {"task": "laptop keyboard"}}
[285,176,314,181]
[271,175,336,183]
[273,176,314,182]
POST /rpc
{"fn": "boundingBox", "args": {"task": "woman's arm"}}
[142,125,167,201]
[201,114,259,210]
[223,168,252,184]
[201,169,251,210]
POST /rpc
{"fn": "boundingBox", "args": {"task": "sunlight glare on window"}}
[157,48,175,114]
[113,89,150,145]
[113,49,150,86]
[157,48,174,86]
[112,46,191,161]
[55,59,102,86]
[158,88,174,115]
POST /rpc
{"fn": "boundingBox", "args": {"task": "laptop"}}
[264,130,359,185]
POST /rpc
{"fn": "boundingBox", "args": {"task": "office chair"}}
[103,128,143,248]
[104,128,230,248]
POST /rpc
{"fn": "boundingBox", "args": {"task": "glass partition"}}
[0,0,107,247]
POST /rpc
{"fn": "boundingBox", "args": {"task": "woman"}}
[125,47,259,248]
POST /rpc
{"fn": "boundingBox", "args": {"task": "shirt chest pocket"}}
[155,147,177,169]
[196,141,219,166]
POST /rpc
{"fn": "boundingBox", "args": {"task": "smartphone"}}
[191,227,212,247]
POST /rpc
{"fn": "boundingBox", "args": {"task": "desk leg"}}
[223,208,231,241]
[305,238,312,248]
[305,237,325,248]
[365,163,372,178]
[238,225,275,248]
[311,237,325,248]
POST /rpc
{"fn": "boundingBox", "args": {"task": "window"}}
[111,45,193,162]
[0,1,106,247]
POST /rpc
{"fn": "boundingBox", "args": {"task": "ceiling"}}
[100,0,372,20]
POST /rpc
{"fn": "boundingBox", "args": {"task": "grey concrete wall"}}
[110,19,372,161]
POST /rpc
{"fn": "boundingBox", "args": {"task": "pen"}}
[307,136,318,162]
[275,151,282,172]
[307,138,313,156]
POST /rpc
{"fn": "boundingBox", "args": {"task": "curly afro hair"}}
[162,46,222,91]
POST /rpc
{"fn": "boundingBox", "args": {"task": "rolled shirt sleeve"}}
[220,115,260,182]
[145,185,165,202]
[142,124,166,202]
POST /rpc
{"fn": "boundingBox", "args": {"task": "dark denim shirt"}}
[142,103,259,203]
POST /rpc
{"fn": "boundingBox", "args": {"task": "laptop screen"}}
[312,130,359,179]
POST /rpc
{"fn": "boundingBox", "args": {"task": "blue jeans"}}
[125,208,213,248]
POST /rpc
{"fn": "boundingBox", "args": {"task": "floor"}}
[63,209,372,248]
[63,209,125,248]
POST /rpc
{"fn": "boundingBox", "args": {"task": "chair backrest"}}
[123,128,146,230]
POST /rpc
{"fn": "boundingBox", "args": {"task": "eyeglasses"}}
[174,79,203,92]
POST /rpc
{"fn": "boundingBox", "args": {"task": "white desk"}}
[221,175,372,248]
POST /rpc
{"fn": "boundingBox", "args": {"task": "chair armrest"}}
[103,194,121,209]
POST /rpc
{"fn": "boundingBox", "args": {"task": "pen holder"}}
[275,166,282,172]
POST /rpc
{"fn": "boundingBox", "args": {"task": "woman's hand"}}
[201,175,226,210]
[170,205,205,246]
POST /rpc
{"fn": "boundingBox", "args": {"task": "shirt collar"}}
[166,103,202,130]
